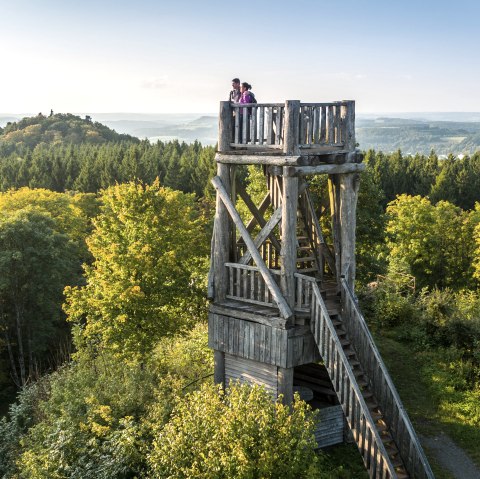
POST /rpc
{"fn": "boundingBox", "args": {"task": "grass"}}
[372,328,480,477]
[316,444,369,479]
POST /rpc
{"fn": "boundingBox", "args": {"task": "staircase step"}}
[297,256,315,262]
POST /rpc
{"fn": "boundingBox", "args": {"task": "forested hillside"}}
[0,114,479,478]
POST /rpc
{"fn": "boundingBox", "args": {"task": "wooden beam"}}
[328,175,342,282]
[213,164,231,302]
[339,172,360,290]
[216,153,303,166]
[281,170,298,314]
[211,176,293,320]
[207,233,215,300]
[278,366,294,405]
[238,206,282,265]
[244,193,270,234]
[303,185,336,274]
[214,350,225,386]
[288,162,365,176]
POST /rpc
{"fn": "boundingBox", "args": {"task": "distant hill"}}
[0,113,139,152]
[3,112,480,154]
[356,116,480,155]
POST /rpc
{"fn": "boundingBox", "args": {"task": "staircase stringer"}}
[298,273,397,479]
[340,279,435,479]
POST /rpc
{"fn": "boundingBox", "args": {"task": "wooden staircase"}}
[298,273,434,479]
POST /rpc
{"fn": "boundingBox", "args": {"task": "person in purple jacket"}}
[239,82,256,104]
[238,82,256,143]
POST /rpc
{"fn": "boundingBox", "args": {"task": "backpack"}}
[250,92,257,104]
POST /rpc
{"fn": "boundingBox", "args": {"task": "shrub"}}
[148,382,320,479]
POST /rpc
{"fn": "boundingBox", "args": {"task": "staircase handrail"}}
[341,278,435,479]
[296,273,397,478]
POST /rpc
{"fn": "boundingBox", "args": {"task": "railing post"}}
[283,100,300,155]
[342,100,355,152]
[219,101,232,152]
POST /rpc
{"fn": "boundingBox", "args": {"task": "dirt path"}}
[420,433,480,479]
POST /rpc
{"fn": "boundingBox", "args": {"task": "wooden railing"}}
[226,263,281,308]
[229,101,355,151]
[225,263,314,312]
[236,241,280,269]
[298,273,397,478]
[232,103,284,147]
[294,272,314,310]
[341,278,435,479]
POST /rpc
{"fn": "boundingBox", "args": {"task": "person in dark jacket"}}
[229,78,241,102]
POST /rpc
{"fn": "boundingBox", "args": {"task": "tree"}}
[64,180,210,360]
[0,208,78,387]
[386,195,475,289]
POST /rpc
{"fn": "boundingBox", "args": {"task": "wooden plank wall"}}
[224,354,277,395]
[314,406,345,448]
[209,313,320,368]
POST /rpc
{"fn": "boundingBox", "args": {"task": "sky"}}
[1,0,479,114]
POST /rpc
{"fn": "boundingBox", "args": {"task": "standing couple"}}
[229,78,256,104]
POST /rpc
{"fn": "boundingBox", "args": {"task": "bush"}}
[148,382,320,479]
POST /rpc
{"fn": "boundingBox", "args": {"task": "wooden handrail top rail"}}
[225,262,280,274]
[231,102,284,107]
[230,101,353,107]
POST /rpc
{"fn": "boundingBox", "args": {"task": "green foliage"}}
[6,324,211,479]
[0,130,216,197]
[148,382,320,479]
[16,353,155,479]
[0,382,44,477]
[0,113,138,152]
[386,195,476,289]
[355,167,387,281]
[0,208,80,387]
[64,180,210,360]
[0,188,94,394]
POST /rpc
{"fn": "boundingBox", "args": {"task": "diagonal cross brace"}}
[211,175,293,320]
[238,206,282,265]
[236,182,282,253]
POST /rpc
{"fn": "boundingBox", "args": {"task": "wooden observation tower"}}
[208,100,434,479]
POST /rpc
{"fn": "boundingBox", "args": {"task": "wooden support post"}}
[214,350,225,386]
[339,172,360,290]
[213,164,231,302]
[281,170,298,319]
[218,101,232,152]
[283,100,300,155]
[328,174,342,282]
[277,366,294,405]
